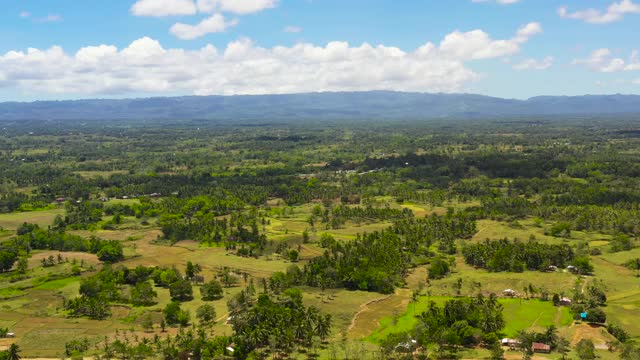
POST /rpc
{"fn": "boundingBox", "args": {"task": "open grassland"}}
[0,208,64,232]
[501,299,573,336]
[425,259,578,297]
[473,218,612,245]
[365,296,572,344]
[2,204,640,358]
[399,200,481,218]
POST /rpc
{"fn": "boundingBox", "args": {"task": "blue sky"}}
[0,0,639,101]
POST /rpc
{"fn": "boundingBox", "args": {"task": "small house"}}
[6,332,15,338]
[226,343,235,354]
[501,338,520,349]
[502,289,516,297]
[546,265,558,272]
[558,297,572,306]
[395,339,418,353]
[567,265,577,273]
[533,342,551,353]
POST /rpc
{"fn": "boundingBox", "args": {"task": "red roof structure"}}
[533,342,551,353]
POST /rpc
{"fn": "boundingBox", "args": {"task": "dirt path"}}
[347,289,412,339]
[571,322,611,347]
[346,295,393,333]
[529,311,545,328]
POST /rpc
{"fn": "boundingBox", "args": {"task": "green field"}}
[0,208,64,232]
[34,276,80,291]
[366,296,572,343]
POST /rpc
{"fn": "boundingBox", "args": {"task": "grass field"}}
[0,208,64,232]
[1,205,640,358]
[366,296,572,343]
[34,277,80,291]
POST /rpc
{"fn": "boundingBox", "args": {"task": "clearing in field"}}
[365,296,572,343]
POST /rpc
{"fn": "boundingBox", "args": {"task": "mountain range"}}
[1,91,640,121]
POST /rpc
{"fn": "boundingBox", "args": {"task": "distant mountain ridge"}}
[1,91,640,121]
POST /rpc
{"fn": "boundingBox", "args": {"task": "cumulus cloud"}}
[0,24,540,96]
[170,14,238,39]
[196,0,277,15]
[131,0,276,16]
[558,0,640,24]
[132,0,277,39]
[513,56,554,70]
[19,11,31,18]
[573,49,640,72]
[439,22,541,60]
[472,0,521,4]
[131,0,198,17]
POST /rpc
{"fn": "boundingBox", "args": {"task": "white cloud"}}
[634,78,640,85]
[170,14,238,39]
[283,26,302,33]
[19,11,31,18]
[573,48,640,72]
[472,0,521,4]
[196,0,277,15]
[131,0,197,17]
[513,56,554,70]
[558,0,640,24]
[0,24,539,96]
[132,0,277,39]
[439,22,541,60]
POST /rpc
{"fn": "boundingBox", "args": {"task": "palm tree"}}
[315,314,332,341]
[7,343,21,360]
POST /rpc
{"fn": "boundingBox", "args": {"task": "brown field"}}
[28,251,100,269]
[347,289,412,339]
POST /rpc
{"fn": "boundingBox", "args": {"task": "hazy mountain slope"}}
[0,91,639,121]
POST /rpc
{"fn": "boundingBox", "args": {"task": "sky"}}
[0,0,639,102]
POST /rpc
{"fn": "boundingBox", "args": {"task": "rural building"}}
[502,289,516,297]
[533,342,551,353]
[567,265,577,273]
[501,338,521,349]
[546,265,558,272]
[558,297,572,305]
[395,339,418,353]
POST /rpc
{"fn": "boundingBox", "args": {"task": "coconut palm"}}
[7,343,21,360]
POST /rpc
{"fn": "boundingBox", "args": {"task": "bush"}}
[576,339,596,360]
[549,222,572,238]
[201,279,224,301]
[586,307,607,324]
[428,257,450,279]
[607,324,629,343]
[169,279,193,301]
[131,281,157,306]
[196,304,216,324]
